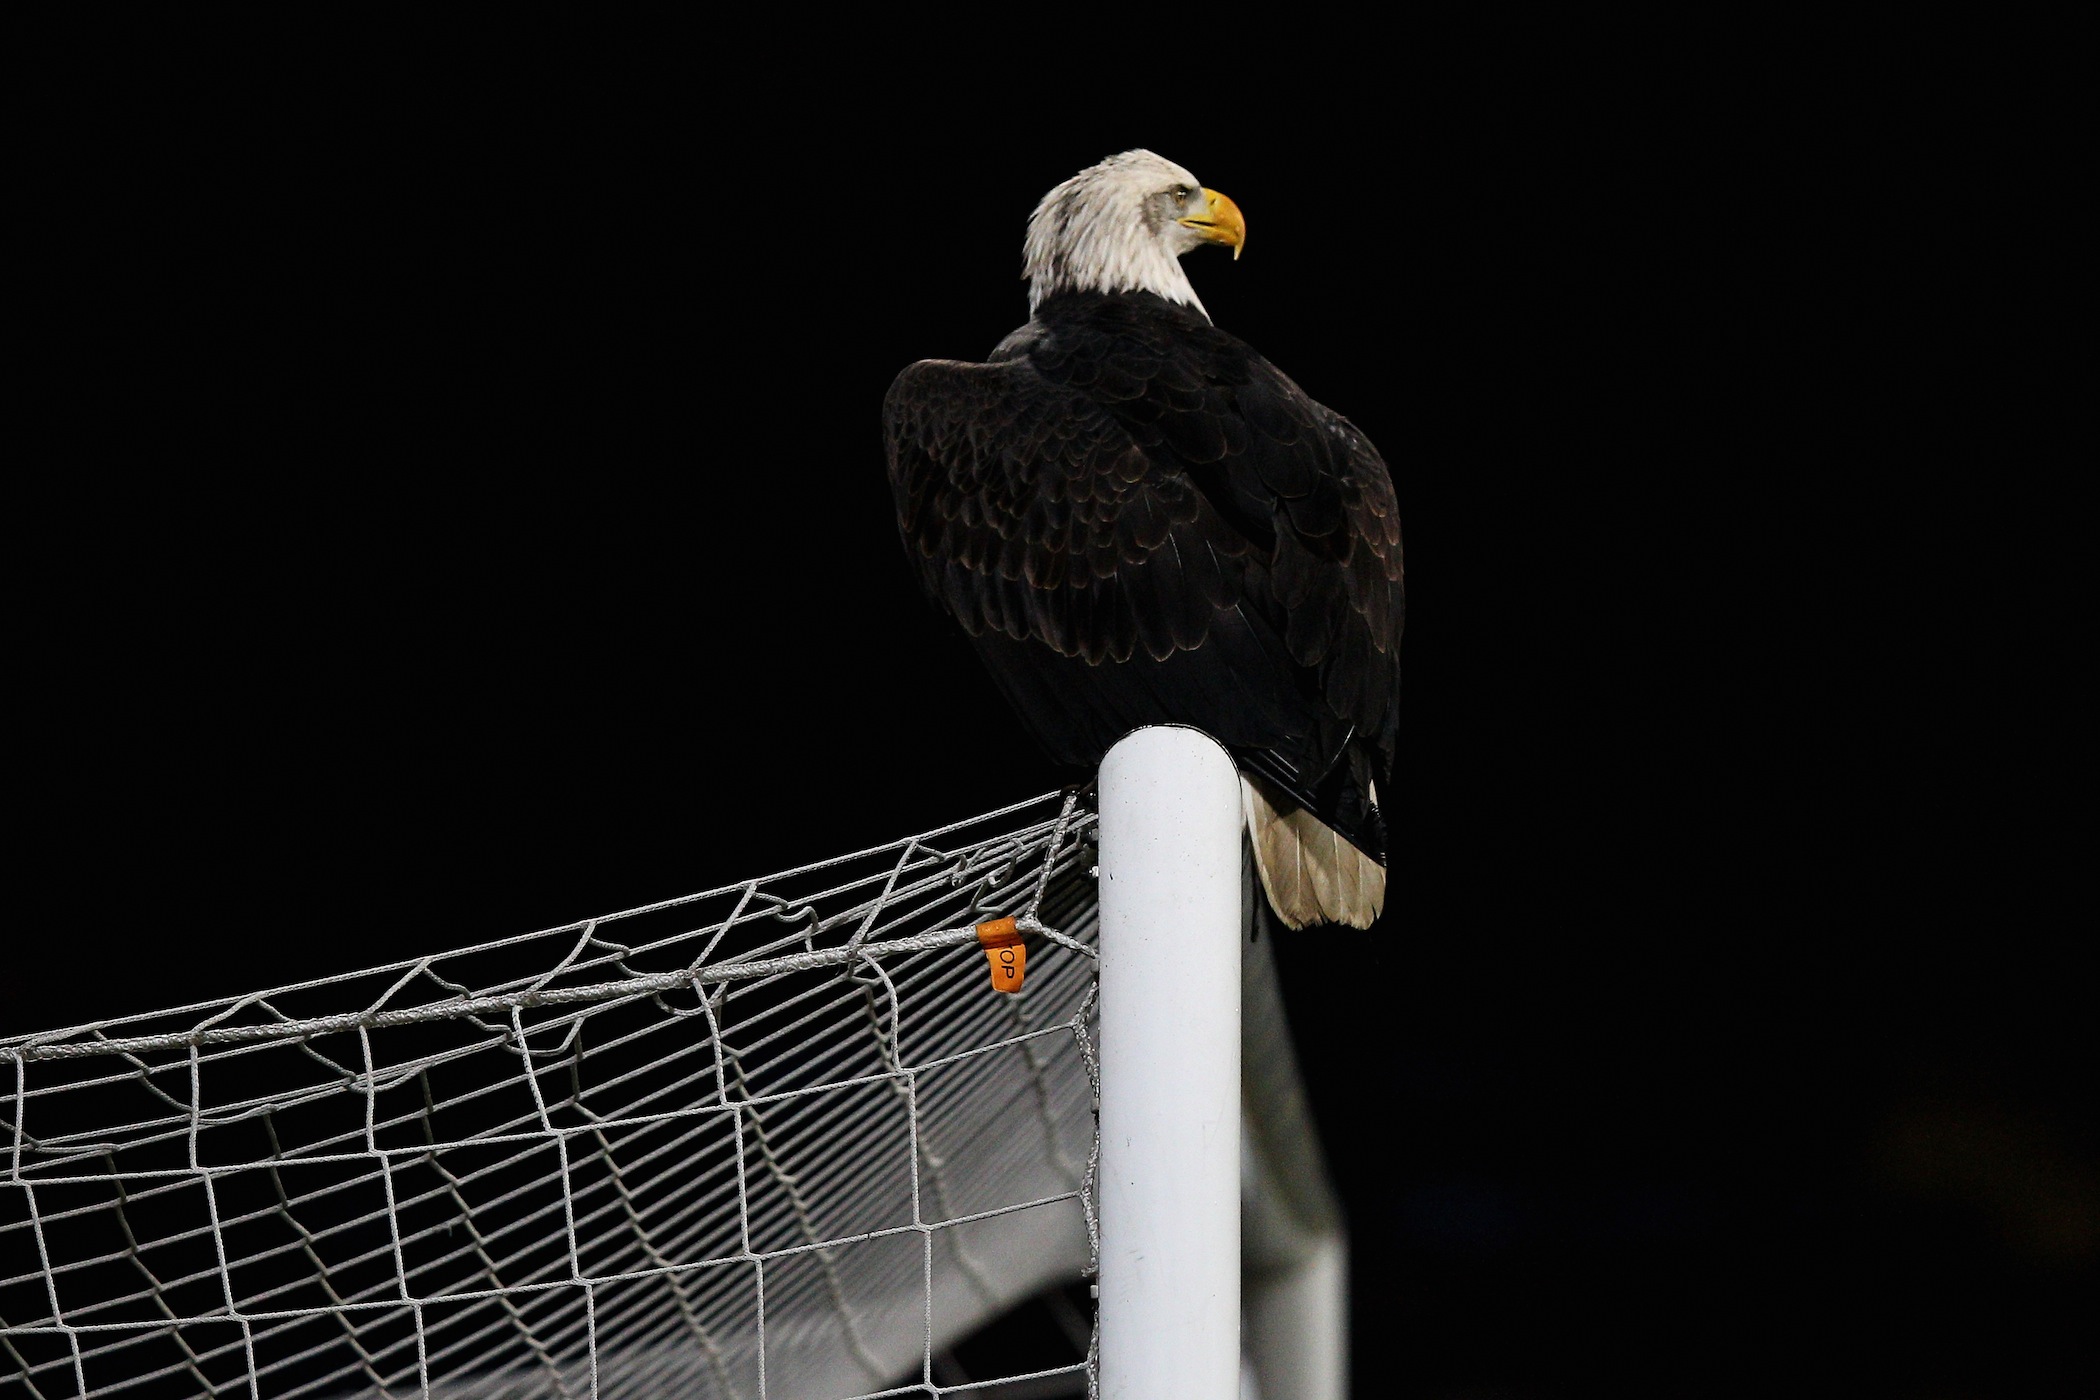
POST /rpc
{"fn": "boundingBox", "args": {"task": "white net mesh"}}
[2,792,1101,1399]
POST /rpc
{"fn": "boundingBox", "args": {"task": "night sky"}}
[14,20,2087,1396]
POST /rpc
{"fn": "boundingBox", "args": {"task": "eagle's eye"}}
[1171,186,1191,201]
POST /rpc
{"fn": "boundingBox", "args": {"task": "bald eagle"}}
[884,151,1403,928]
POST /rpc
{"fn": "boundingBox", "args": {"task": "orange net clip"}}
[975,917,1026,994]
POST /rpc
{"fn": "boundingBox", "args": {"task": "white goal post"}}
[1097,727,1348,1400]
[3,728,1345,1399]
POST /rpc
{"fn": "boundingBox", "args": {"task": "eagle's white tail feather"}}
[1240,774,1385,929]
[1247,783,1303,924]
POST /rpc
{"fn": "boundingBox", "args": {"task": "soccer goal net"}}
[4,731,1343,1400]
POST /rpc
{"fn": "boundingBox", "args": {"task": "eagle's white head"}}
[1022,150,1246,317]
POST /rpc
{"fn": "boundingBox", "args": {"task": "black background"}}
[13,17,2088,1397]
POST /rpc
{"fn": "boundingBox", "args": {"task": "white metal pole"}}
[1244,1228,1349,1400]
[1097,725,1243,1400]
[1241,933,1350,1400]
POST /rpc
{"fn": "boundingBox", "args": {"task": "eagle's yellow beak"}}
[1179,188,1246,260]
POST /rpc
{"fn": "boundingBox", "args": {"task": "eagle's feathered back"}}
[882,153,1402,929]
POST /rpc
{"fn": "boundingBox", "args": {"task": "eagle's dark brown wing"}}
[882,292,1402,857]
